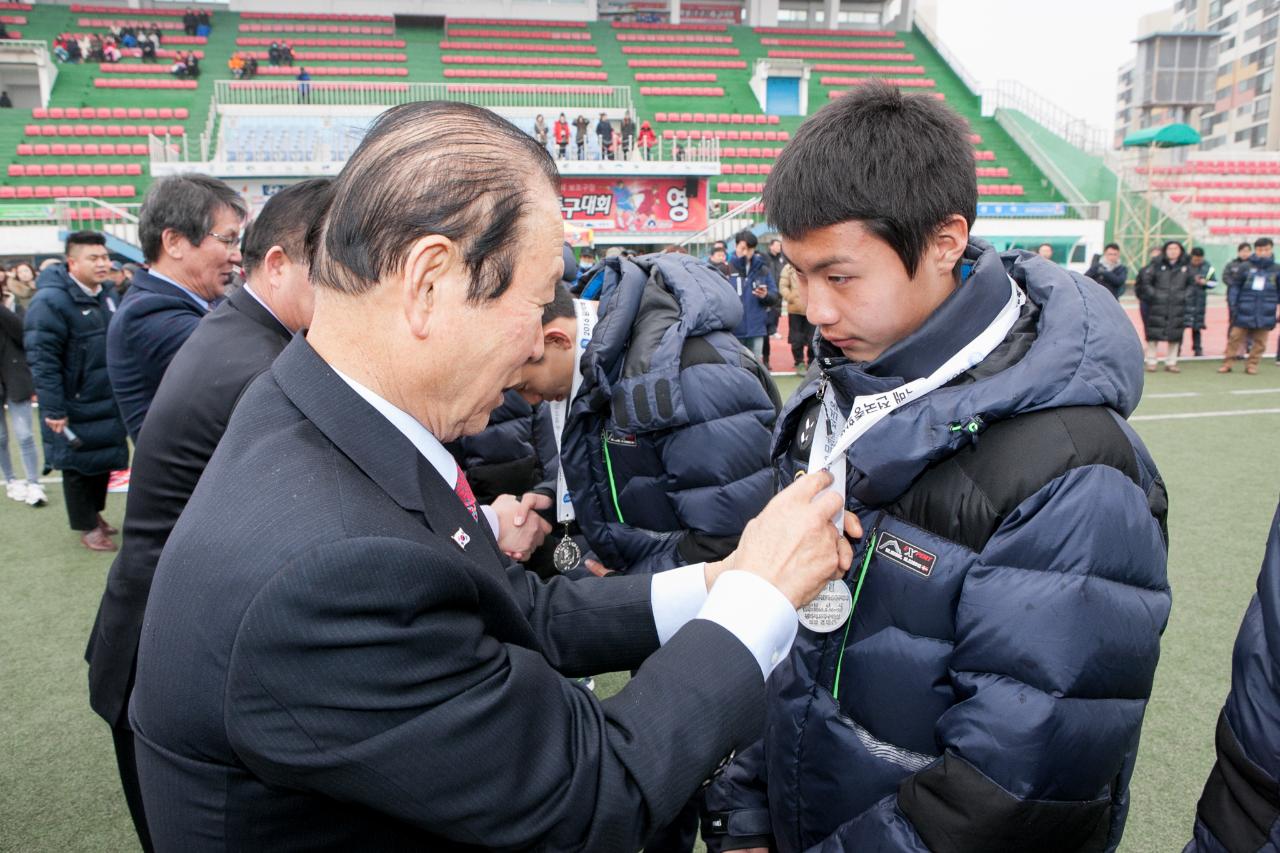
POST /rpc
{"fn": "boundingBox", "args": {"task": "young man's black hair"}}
[734,230,758,250]
[1239,241,1254,252]
[66,230,107,254]
[764,81,975,278]
[1256,237,1274,249]
[540,281,575,326]
[1105,242,1121,252]
[1190,246,1206,258]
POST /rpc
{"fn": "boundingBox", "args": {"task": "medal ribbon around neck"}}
[806,275,1026,528]
[548,299,598,525]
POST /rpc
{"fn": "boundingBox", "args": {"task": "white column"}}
[747,0,779,28]
[670,0,681,25]
[825,0,839,30]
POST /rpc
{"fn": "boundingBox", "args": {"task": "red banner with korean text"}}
[559,177,708,233]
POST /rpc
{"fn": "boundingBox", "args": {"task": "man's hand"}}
[44,417,67,434]
[491,492,552,562]
[1,290,15,312]
[730,471,856,610]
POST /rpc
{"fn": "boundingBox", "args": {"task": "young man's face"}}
[1239,246,1253,259]
[1103,247,1121,265]
[736,241,754,259]
[710,249,727,265]
[786,218,965,364]
[514,316,578,405]
[1037,245,1053,260]
[66,241,112,288]
[1256,244,1274,259]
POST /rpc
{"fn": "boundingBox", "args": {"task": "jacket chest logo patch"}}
[876,532,936,577]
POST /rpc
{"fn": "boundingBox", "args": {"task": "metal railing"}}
[34,199,143,249]
[912,17,981,99]
[995,110,1100,214]
[213,79,635,112]
[0,38,52,56]
[680,195,764,257]
[982,80,1110,155]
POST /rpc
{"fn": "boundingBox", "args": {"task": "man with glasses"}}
[107,174,247,439]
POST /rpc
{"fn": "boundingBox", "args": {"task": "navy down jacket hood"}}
[559,251,779,575]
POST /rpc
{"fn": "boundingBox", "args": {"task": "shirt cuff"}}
[650,562,709,645]
[480,505,500,541]
[695,570,797,679]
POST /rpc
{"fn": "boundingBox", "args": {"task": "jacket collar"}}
[227,284,291,342]
[270,336,501,563]
[42,264,116,308]
[127,268,212,312]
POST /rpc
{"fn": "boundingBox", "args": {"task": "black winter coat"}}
[1137,259,1192,342]
[1183,261,1216,330]
[0,299,35,402]
[23,265,128,474]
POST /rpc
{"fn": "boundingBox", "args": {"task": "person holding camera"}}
[1085,242,1128,300]
[1,276,43,507]
[23,232,129,551]
[729,230,779,363]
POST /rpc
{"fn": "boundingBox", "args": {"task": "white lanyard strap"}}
[549,299,597,524]
[807,276,1025,522]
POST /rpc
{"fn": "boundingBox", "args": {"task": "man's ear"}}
[262,244,288,289]
[160,228,188,261]
[933,214,970,277]
[401,235,454,340]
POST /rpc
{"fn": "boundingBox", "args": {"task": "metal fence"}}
[212,80,634,112]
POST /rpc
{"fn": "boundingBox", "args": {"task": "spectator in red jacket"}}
[637,120,657,160]
[553,113,570,159]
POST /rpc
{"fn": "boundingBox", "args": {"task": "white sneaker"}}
[24,483,47,507]
[5,480,26,502]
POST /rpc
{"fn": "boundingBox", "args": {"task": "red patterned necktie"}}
[454,464,478,522]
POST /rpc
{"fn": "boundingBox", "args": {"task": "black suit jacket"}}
[128,335,766,851]
[86,286,292,728]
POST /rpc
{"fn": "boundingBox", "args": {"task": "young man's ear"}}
[544,326,574,350]
[933,214,970,278]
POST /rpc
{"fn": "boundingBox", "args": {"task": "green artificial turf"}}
[1,365,1277,853]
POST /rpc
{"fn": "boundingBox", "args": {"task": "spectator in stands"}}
[107,174,247,439]
[77,36,91,63]
[170,56,187,78]
[88,35,105,63]
[268,41,281,66]
[244,55,258,79]
[297,68,311,103]
[533,114,548,153]
[281,42,295,67]
[1185,246,1216,357]
[1136,239,1192,373]
[1220,236,1279,375]
[103,41,121,64]
[139,37,155,62]
[0,276,43,508]
[0,21,7,40]
[553,113,569,159]
[1036,242,1054,261]
[703,81,1169,853]
[66,36,82,63]
[184,52,200,78]
[637,119,656,160]
[729,229,778,362]
[183,9,198,37]
[228,52,245,79]
[778,261,811,374]
[197,11,211,34]
[1085,242,1127,299]
[573,113,589,159]
[119,29,136,49]
[87,179,334,853]
[596,113,615,160]
[23,231,129,552]
[147,29,161,52]
[674,142,686,161]
[52,35,70,62]
[0,91,11,109]
[620,114,636,159]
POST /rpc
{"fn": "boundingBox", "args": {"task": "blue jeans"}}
[738,336,764,361]
[0,400,40,483]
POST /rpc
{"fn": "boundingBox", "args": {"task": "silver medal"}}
[798,580,853,633]
[553,535,582,573]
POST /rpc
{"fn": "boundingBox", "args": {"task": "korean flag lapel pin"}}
[452,527,471,550]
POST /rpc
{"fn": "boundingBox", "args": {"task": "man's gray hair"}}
[137,174,248,264]
[311,100,561,303]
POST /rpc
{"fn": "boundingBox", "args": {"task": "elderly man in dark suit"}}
[107,174,247,439]
[129,101,857,851]
[86,179,331,852]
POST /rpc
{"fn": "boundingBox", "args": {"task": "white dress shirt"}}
[333,368,798,678]
[148,268,211,312]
